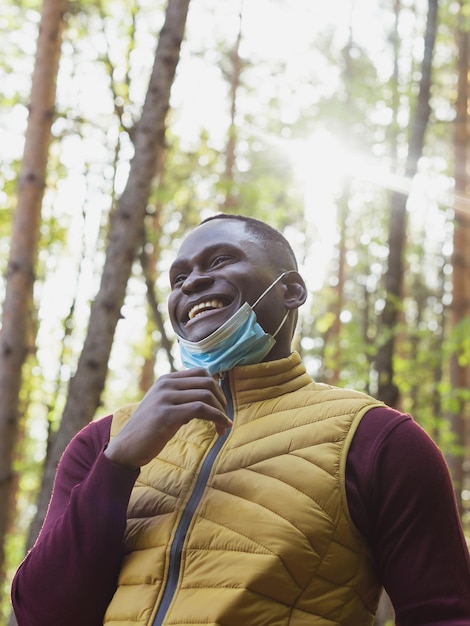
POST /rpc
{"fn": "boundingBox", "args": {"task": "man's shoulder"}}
[357,406,414,441]
[306,381,385,413]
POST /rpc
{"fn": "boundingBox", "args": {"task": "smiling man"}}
[169,216,305,370]
[11,214,470,626]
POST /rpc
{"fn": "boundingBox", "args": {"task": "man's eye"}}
[211,255,231,267]
[172,274,187,287]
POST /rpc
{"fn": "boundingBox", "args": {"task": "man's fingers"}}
[155,372,227,409]
[164,396,231,429]
[107,369,232,468]
[166,387,226,412]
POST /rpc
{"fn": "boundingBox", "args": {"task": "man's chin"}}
[181,309,232,342]
[182,324,217,343]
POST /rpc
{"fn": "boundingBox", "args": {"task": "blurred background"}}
[0,0,468,623]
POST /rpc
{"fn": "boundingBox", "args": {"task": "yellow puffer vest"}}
[104,352,384,626]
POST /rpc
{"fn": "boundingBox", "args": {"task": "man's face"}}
[168,219,284,343]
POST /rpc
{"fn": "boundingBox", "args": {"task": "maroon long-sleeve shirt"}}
[11,407,470,626]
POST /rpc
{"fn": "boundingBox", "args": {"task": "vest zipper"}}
[151,373,234,626]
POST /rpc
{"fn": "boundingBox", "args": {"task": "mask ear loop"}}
[251,271,288,309]
[272,309,290,338]
[251,271,290,338]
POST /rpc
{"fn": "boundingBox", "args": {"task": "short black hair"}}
[199,213,298,271]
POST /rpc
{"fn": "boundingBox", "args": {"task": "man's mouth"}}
[187,299,225,321]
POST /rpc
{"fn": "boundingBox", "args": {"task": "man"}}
[12,214,470,625]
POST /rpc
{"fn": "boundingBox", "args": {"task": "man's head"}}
[168,214,307,362]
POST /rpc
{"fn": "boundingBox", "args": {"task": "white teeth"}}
[188,300,224,320]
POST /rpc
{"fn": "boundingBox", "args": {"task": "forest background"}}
[0,0,469,624]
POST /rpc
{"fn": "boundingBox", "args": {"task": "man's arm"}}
[347,407,470,626]
[12,367,230,626]
[11,416,139,626]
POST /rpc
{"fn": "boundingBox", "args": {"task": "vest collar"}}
[225,351,312,406]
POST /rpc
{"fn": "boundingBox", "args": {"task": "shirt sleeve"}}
[11,415,139,626]
[346,407,470,626]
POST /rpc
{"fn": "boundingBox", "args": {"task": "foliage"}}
[1,0,470,621]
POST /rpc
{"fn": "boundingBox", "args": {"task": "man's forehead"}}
[176,219,253,257]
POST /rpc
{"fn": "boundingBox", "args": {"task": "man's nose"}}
[181,269,215,294]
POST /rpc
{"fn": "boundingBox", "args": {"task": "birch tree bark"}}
[0,0,67,582]
[26,0,191,548]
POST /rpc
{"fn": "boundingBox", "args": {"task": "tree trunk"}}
[375,0,438,407]
[328,188,348,386]
[447,0,470,511]
[0,0,67,584]
[140,202,177,380]
[26,0,191,549]
[374,3,437,618]
[222,1,244,210]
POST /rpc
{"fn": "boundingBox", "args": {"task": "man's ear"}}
[281,271,307,310]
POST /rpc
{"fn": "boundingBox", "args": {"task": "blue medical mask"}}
[177,272,290,375]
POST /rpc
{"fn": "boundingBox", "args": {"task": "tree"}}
[26,0,192,547]
[0,0,68,585]
[221,0,245,210]
[375,0,439,408]
[447,0,470,508]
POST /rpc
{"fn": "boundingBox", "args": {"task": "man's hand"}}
[104,368,231,469]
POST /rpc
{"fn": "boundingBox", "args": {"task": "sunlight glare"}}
[285,130,346,291]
